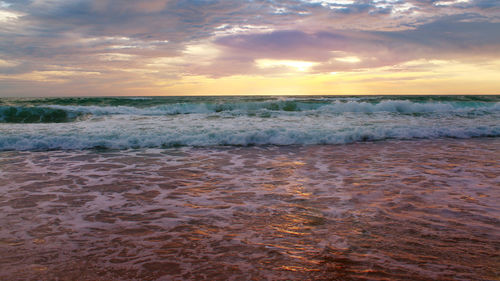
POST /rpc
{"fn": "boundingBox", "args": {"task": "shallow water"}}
[0,139,499,280]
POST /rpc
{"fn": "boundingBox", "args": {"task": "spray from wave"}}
[1,99,498,122]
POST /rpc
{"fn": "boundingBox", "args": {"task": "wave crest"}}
[0,106,82,123]
[1,125,498,151]
[39,100,500,117]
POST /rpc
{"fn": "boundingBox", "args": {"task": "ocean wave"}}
[0,99,500,123]
[4,95,499,107]
[1,96,498,151]
[39,100,500,117]
[0,106,83,123]
[1,124,498,151]
[2,100,498,124]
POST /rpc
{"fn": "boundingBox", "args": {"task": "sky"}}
[0,0,499,96]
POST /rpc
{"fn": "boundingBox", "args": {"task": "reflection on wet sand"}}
[0,139,499,280]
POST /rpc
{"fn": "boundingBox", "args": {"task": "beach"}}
[3,0,500,278]
[1,138,499,280]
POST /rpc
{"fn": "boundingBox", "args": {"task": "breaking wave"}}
[0,106,83,123]
[7,99,499,120]
[1,96,499,150]
[1,120,498,150]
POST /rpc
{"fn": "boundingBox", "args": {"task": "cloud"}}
[210,13,500,75]
[0,0,499,95]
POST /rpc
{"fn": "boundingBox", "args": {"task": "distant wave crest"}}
[38,100,500,117]
[0,106,83,123]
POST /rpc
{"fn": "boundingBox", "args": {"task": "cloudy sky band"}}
[1,0,499,96]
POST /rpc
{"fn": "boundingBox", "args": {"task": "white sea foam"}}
[39,100,500,116]
[0,112,498,150]
[1,97,499,150]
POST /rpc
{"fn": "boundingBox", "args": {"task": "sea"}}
[0,95,499,280]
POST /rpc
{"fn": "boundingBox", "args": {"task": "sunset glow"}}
[0,0,499,96]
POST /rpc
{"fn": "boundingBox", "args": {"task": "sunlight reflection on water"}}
[0,139,499,280]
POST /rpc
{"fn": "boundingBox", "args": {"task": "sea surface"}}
[0,96,499,280]
[0,95,499,150]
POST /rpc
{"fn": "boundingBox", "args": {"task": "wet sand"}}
[0,139,499,280]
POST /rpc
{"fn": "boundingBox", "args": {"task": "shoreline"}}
[1,138,499,280]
